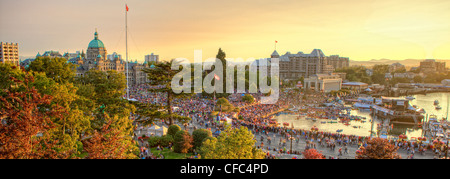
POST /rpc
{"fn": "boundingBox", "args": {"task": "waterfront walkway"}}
[177,119,441,159]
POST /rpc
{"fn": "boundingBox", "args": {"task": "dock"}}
[262,106,289,118]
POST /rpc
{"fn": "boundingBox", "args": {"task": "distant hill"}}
[350,59,450,69]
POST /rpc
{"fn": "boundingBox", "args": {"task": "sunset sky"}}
[1,0,450,62]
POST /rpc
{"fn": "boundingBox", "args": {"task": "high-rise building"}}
[275,49,349,80]
[145,53,159,64]
[107,52,122,61]
[0,42,19,66]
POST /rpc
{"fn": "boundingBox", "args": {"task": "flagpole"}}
[126,4,129,100]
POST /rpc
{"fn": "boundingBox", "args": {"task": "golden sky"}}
[1,0,449,62]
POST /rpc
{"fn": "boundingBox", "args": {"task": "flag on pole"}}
[126,4,129,12]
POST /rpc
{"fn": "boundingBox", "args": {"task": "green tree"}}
[242,94,255,104]
[192,129,212,149]
[215,97,238,112]
[335,66,371,84]
[371,64,390,84]
[173,130,193,154]
[167,124,181,137]
[74,69,137,158]
[141,59,193,126]
[199,126,265,159]
[75,70,126,104]
[215,48,230,98]
[75,70,135,133]
[47,82,92,157]
[28,57,76,84]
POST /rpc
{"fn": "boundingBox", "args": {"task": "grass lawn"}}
[149,147,196,159]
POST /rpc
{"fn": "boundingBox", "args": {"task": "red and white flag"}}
[214,74,220,80]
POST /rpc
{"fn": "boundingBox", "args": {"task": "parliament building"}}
[69,30,153,86]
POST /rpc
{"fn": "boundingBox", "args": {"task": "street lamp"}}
[289,122,294,153]
[183,122,188,131]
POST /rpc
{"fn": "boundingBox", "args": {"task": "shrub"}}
[160,135,174,147]
[192,129,212,149]
[147,136,161,147]
[167,125,181,137]
[173,130,193,154]
[242,94,255,104]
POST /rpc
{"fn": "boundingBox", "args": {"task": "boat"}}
[353,102,372,109]
[434,100,439,105]
[417,108,426,114]
[336,129,343,133]
[429,115,438,121]
[405,96,415,100]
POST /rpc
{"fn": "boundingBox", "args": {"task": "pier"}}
[262,106,289,118]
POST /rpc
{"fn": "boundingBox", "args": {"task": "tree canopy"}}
[355,138,401,159]
[28,57,76,84]
[141,59,193,126]
[199,126,265,159]
[0,62,138,159]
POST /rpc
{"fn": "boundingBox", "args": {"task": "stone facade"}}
[420,59,446,73]
[273,49,349,81]
[70,30,151,86]
[304,74,342,92]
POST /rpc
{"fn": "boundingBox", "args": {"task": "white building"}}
[304,74,342,92]
[145,53,159,64]
[0,42,19,66]
[107,52,122,61]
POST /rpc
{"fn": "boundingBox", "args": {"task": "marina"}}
[274,92,450,144]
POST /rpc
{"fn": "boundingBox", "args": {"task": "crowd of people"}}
[128,84,448,159]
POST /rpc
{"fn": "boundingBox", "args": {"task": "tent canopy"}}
[148,125,167,136]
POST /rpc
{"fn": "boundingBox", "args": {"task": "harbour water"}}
[275,92,450,139]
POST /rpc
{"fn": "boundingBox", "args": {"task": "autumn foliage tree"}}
[173,130,193,154]
[0,69,68,159]
[302,149,326,159]
[82,114,138,159]
[355,138,401,159]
